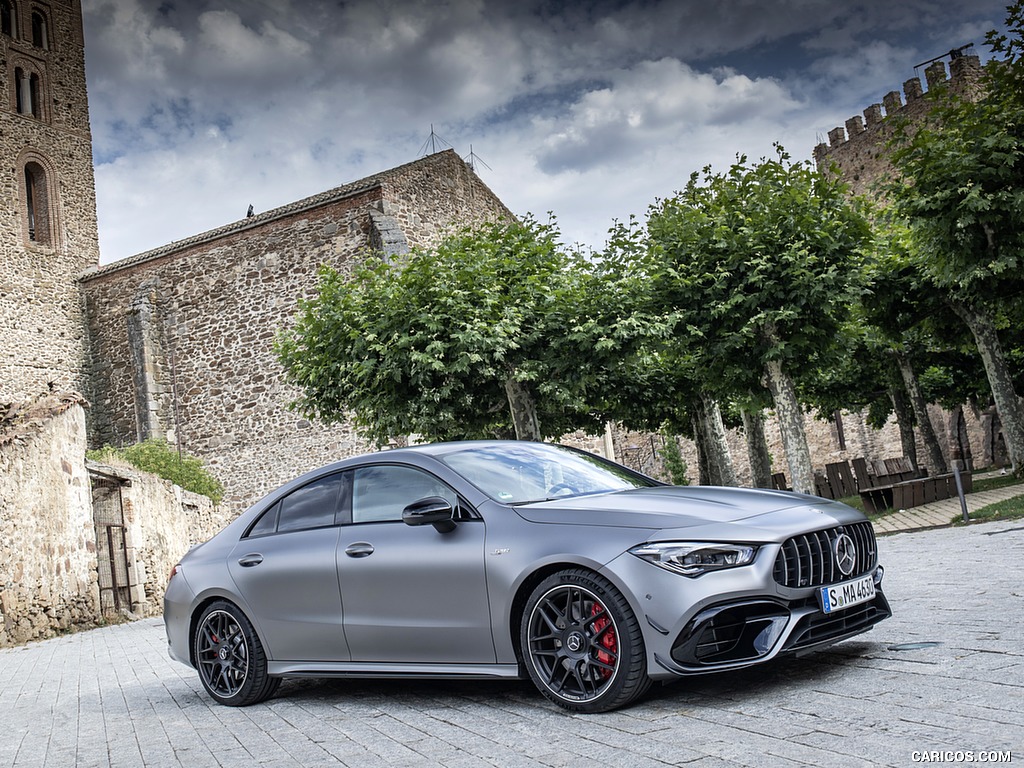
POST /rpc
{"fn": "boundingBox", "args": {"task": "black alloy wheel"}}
[521,569,650,713]
[194,601,280,706]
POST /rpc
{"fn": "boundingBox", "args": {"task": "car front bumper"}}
[602,544,891,682]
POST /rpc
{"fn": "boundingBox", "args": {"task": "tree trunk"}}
[888,386,919,470]
[946,404,974,471]
[741,406,773,488]
[503,375,541,441]
[893,350,947,475]
[691,409,711,486]
[695,393,737,486]
[763,358,814,495]
[949,298,1024,474]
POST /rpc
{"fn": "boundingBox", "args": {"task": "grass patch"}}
[953,494,1024,526]
[970,472,1024,494]
[88,439,224,504]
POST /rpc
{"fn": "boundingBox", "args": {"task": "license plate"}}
[820,574,876,614]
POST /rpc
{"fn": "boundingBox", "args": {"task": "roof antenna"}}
[464,145,492,173]
[419,125,454,157]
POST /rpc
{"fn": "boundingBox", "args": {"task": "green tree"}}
[887,4,1024,473]
[276,217,620,443]
[594,218,738,486]
[643,147,873,494]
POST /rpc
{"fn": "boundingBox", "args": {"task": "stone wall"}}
[0,393,227,647]
[568,401,988,491]
[87,459,229,614]
[0,0,100,403]
[81,150,513,512]
[0,393,98,645]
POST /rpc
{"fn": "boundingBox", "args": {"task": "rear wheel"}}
[521,569,651,712]
[194,601,280,706]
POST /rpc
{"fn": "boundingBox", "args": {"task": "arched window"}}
[31,9,47,49]
[13,66,43,118]
[23,161,51,244]
[1,0,16,38]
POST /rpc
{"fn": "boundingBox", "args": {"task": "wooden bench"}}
[863,471,973,513]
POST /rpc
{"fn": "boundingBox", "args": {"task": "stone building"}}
[0,0,99,402]
[80,151,513,509]
[0,2,999,520]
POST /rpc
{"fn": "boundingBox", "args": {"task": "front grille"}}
[773,522,876,588]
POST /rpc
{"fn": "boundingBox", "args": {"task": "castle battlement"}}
[813,53,983,196]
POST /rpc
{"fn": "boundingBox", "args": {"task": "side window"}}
[352,465,458,524]
[278,473,345,533]
[246,473,345,537]
[247,501,280,538]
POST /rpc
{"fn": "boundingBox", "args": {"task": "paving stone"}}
[2,521,1023,767]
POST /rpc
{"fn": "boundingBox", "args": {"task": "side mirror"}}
[402,496,457,533]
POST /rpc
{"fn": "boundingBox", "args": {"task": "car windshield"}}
[436,443,658,504]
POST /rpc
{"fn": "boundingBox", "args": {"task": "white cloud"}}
[82,0,1012,262]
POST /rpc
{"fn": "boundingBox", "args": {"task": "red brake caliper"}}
[590,603,617,678]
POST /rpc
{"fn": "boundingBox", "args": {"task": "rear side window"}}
[246,473,346,536]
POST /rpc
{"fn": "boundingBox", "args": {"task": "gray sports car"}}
[164,440,891,712]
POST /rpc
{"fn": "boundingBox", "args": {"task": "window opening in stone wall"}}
[1,0,16,38]
[31,9,46,49]
[23,161,51,244]
[14,66,43,119]
[15,66,26,114]
[29,72,40,117]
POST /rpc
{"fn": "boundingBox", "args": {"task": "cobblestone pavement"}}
[2,521,1022,768]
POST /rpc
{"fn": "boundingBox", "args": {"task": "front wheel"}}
[520,569,651,712]
[194,600,280,706]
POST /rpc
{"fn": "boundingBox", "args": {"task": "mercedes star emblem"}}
[834,533,857,576]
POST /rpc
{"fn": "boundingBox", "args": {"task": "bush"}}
[88,439,224,504]
[660,426,691,486]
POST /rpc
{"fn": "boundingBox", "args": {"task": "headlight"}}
[629,542,758,577]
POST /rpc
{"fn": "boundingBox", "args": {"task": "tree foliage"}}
[630,147,872,492]
[276,217,629,444]
[886,3,1024,472]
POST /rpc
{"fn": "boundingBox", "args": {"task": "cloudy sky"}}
[81,0,1009,264]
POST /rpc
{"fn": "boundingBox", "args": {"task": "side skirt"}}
[268,661,521,680]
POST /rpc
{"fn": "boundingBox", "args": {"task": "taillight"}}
[168,564,182,586]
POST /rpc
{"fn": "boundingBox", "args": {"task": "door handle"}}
[237,554,263,567]
[345,542,374,558]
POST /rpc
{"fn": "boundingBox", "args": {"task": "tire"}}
[520,569,651,713]
[194,600,280,706]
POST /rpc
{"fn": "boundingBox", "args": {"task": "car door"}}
[338,463,495,664]
[227,471,349,662]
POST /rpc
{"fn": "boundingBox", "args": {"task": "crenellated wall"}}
[814,53,983,197]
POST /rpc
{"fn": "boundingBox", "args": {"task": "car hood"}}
[513,485,857,534]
